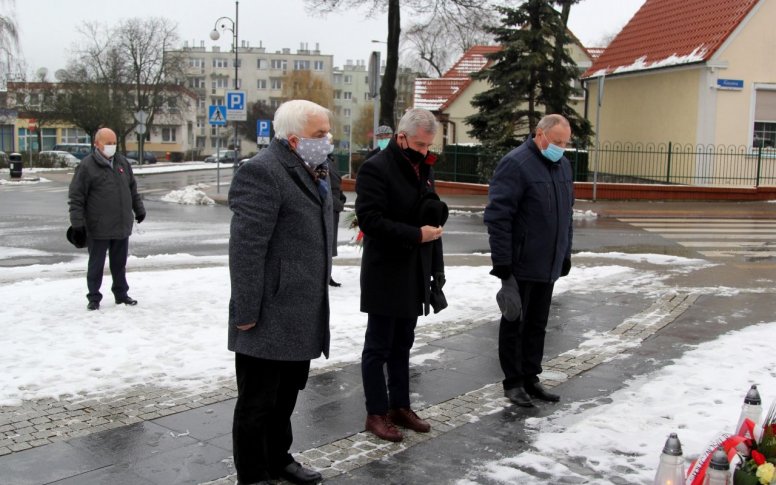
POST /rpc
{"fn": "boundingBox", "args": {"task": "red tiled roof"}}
[583,0,760,78]
[414,45,500,112]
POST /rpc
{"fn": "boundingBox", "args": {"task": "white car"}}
[38,150,80,168]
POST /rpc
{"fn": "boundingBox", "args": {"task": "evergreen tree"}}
[466,0,591,179]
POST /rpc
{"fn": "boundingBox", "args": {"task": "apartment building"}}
[175,40,333,156]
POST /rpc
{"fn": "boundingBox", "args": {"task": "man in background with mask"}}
[365,124,394,160]
[484,113,574,408]
[68,127,145,311]
[356,108,446,442]
[228,99,332,485]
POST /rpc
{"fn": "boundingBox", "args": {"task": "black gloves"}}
[433,272,446,289]
[136,212,146,224]
[496,275,521,322]
[490,265,511,280]
[561,257,571,277]
[66,226,87,248]
[430,272,448,314]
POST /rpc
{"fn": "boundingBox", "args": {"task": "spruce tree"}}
[466,0,591,180]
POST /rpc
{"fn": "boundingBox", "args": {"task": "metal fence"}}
[432,143,776,187]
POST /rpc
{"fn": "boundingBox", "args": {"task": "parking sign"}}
[226,90,247,121]
[257,119,271,145]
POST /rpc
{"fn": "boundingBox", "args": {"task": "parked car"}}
[52,143,92,160]
[38,150,80,168]
[204,149,240,163]
[125,151,158,164]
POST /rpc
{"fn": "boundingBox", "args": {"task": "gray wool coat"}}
[228,139,333,361]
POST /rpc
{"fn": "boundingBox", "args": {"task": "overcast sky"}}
[10,0,645,78]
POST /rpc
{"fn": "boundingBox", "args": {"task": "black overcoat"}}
[355,139,444,318]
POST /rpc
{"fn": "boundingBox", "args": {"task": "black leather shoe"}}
[115,296,138,306]
[504,387,534,407]
[329,278,341,287]
[524,382,560,402]
[276,461,322,484]
[87,301,99,311]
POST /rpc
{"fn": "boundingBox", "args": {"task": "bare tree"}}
[304,0,492,128]
[280,70,335,109]
[0,0,22,86]
[402,6,496,77]
[57,17,185,154]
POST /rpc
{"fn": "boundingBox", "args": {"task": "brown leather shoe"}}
[388,408,431,433]
[365,414,403,442]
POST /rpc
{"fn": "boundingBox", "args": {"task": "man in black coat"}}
[484,114,574,408]
[327,147,346,287]
[228,100,333,485]
[67,127,145,311]
[356,108,446,442]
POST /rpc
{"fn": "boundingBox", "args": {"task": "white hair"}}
[397,108,437,137]
[273,100,331,139]
[537,114,570,132]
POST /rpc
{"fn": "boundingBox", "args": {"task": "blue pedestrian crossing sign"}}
[257,119,271,145]
[208,105,227,126]
[226,90,247,121]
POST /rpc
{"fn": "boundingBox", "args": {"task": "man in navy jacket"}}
[484,114,574,408]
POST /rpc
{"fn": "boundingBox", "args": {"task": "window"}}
[270,98,283,109]
[257,58,268,69]
[162,127,177,142]
[257,79,267,89]
[270,78,282,90]
[211,97,225,106]
[344,75,352,84]
[344,108,351,118]
[188,58,204,68]
[754,122,776,148]
[61,128,88,143]
[294,60,310,70]
[188,77,205,89]
[754,88,776,148]
[343,91,352,100]
[333,73,343,85]
[364,75,369,85]
[198,98,206,109]
[270,59,287,70]
[212,58,229,68]
[212,77,230,89]
[41,128,57,150]
[314,61,325,71]
[364,92,370,101]
[334,90,341,99]
[343,124,351,135]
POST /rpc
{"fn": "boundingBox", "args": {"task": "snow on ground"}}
[0,250,706,407]
[160,183,215,205]
[460,321,776,485]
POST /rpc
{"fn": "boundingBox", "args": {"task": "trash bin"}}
[9,153,22,179]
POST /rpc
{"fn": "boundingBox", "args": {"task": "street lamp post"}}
[210,0,239,170]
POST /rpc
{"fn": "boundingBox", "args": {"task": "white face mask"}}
[102,144,117,158]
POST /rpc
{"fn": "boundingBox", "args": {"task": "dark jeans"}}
[361,314,418,415]
[232,353,310,484]
[499,280,555,390]
[86,237,129,303]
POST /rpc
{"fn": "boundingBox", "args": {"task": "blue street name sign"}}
[717,79,744,90]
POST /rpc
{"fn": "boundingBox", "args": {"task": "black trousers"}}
[86,237,129,303]
[361,313,418,415]
[232,353,310,484]
[499,280,555,390]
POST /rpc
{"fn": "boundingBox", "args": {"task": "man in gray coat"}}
[228,99,333,485]
[68,127,145,311]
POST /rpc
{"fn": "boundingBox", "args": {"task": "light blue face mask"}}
[540,131,565,163]
[377,138,389,150]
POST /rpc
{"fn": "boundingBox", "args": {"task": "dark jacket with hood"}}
[68,151,145,240]
[484,135,574,283]
[356,138,444,318]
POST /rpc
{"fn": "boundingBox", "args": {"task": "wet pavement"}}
[2,182,776,483]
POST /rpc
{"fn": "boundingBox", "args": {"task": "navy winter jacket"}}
[484,136,574,283]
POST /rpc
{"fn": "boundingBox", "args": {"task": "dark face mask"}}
[404,146,427,164]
